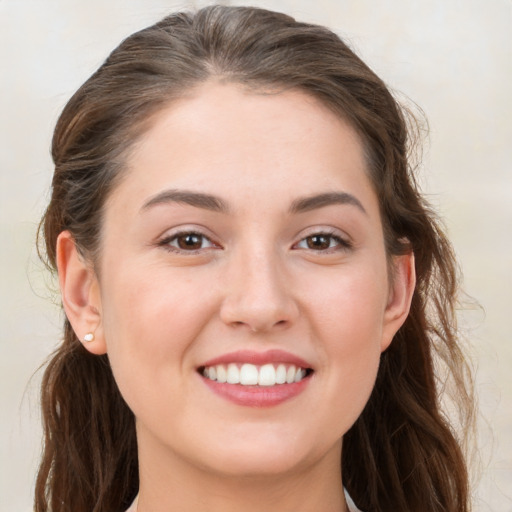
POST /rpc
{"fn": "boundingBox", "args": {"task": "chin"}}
[193,428,334,478]
[204,451,308,479]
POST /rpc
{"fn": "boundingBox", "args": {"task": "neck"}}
[135,434,348,512]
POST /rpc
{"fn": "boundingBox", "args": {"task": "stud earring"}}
[83,333,95,342]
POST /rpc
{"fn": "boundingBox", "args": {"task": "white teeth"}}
[276,364,287,384]
[240,364,259,385]
[226,363,240,384]
[258,364,276,386]
[216,365,227,383]
[202,363,309,386]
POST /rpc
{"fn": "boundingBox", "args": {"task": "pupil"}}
[308,235,330,250]
[179,234,201,249]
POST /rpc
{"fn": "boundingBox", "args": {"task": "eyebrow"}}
[141,189,229,213]
[289,192,367,215]
[141,189,366,216]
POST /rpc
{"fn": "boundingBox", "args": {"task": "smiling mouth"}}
[199,363,313,387]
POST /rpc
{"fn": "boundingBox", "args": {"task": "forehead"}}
[110,82,378,217]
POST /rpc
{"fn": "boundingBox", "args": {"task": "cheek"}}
[305,263,388,423]
[310,261,388,348]
[98,264,216,396]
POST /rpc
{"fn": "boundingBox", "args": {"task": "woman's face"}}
[87,83,412,478]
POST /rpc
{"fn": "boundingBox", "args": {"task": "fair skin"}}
[57,83,415,512]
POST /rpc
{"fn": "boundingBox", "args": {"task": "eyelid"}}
[156,226,222,253]
[292,227,353,252]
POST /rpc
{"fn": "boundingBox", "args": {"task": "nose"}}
[219,248,299,333]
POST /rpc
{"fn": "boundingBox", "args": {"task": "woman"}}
[35,5,474,512]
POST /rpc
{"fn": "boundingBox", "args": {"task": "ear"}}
[56,231,107,355]
[381,251,416,352]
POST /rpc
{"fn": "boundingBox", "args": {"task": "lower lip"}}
[201,375,311,407]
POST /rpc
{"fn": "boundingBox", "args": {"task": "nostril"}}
[248,318,289,333]
[219,272,299,332]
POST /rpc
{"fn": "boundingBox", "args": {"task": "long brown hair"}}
[36,5,474,512]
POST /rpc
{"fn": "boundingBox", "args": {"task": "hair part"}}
[36,5,474,512]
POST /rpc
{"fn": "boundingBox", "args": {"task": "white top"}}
[345,490,363,512]
[126,490,363,511]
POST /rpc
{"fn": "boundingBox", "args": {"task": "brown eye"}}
[306,235,332,250]
[176,233,204,250]
[295,232,351,252]
[162,232,216,252]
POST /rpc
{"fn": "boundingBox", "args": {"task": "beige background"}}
[1,0,510,510]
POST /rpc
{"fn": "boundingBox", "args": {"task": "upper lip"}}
[200,349,313,369]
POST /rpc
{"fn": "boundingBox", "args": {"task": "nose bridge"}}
[220,239,298,331]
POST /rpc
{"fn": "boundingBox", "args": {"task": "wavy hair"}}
[36,5,474,512]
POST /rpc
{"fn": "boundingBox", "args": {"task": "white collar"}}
[345,489,363,512]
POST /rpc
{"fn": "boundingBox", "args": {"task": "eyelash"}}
[293,231,352,253]
[157,230,352,254]
[158,231,220,254]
